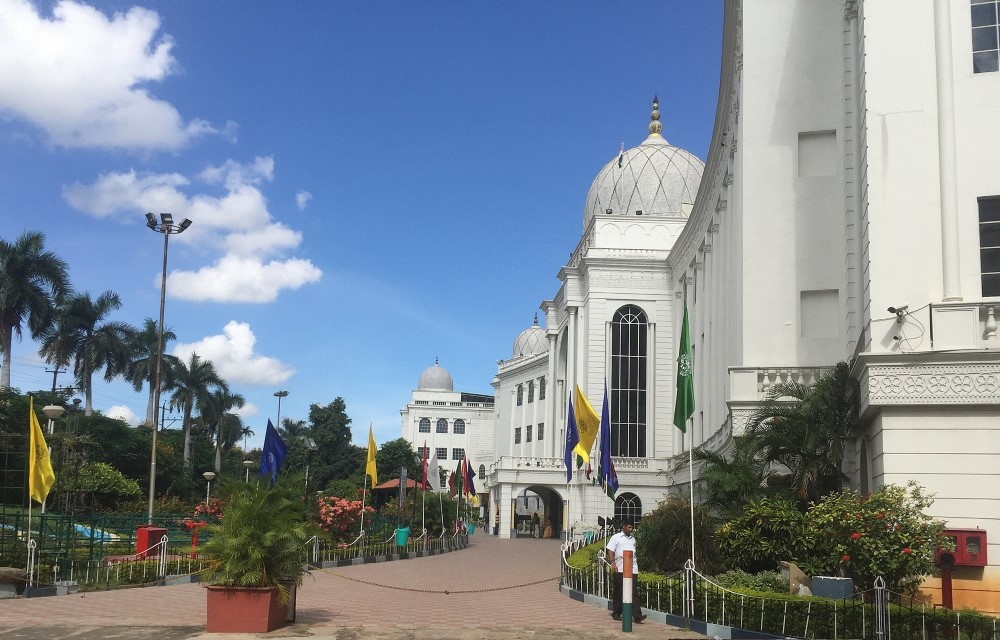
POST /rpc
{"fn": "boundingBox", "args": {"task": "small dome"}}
[418,358,454,391]
[513,314,547,357]
[583,96,704,230]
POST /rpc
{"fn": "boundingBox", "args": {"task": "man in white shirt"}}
[605,521,647,623]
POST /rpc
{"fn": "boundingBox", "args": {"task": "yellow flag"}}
[28,396,55,504]
[365,424,378,486]
[573,385,599,463]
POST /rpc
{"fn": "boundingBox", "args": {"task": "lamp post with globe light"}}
[243,459,254,484]
[40,404,64,514]
[203,471,216,507]
[145,212,192,524]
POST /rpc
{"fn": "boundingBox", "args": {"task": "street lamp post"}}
[203,471,216,507]
[146,212,192,524]
[40,404,65,514]
[243,459,254,484]
[274,390,289,428]
[303,436,318,498]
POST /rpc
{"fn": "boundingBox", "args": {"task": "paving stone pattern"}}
[0,533,706,639]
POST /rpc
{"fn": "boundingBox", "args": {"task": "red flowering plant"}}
[315,495,373,544]
[193,497,226,522]
[807,481,951,593]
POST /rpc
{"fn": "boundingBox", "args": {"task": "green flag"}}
[673,305,695,432]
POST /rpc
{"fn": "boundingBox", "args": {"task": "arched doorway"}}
[513,485,564,539]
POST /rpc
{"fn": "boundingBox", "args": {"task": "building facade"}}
[666,0,1000,613]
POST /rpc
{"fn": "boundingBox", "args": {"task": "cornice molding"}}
[863,363,1000,408]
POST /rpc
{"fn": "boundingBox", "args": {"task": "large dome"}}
[583,97,704,230]
[513,314,547,357]
[418,359,454,391]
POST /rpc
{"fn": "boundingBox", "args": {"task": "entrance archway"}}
[513,485,564,539]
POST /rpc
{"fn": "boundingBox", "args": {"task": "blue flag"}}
[463,453,477,496]
[597,382,619,499]
[259,419,287,486]
[564,398,579,482]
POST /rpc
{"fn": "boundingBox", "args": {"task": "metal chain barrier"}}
[324,568,559,594]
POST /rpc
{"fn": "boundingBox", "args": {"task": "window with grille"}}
[416,446,428,459]
[514,427,521,444]
[539,377,546,400]
[973,1,1000,73]
[614,493,643,526]
[516,384,524,406]
[537,423,544,440]
[478,464,486,480]
[435,447,447,460]
[526,424,532,442]
[980,197,1000,296]
[418,418,430,433]
[452,448,464,460]
[610,304,648,457]
[436,418,448,433]
[453,419,466,434]
[528,381,534,403]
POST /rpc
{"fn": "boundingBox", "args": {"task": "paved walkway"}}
[0,534,706,639]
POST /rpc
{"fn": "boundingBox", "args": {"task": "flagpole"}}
[359,474,368,539]
[688,433,695,567]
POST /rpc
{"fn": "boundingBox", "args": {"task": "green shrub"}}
[712,569,786,594]
[716,495,810,574]
[637,494,723,574]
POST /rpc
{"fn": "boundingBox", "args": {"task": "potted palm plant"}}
[199,478,317,633]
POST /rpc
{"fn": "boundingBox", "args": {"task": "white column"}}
[648,320,656,458]
[546,334,557,458]
[933,0,962,301]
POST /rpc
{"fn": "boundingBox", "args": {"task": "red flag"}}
[421,441,429,490]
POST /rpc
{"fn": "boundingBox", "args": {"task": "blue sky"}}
[0,0,723,449]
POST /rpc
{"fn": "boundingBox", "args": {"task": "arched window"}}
[527,381,534,403]
[516,384,524,406]
[418,418,430,433]
[478,464,486,481]
[436,418,448,433]
[611,304,648,457]
[539,377,546,400]
[614,493,642,526]
[453,419,466,434]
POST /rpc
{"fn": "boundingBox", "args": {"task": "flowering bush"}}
[194,497,226,521]
[807,481,950,592]
[316,495,373,542]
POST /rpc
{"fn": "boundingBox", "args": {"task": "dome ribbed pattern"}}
[583,134,704,231]
[513,325,547,357]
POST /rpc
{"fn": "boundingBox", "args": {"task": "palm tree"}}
[125,318,180,428]
[684,435,775,515]
[199,388,246,472]
[744,361,860,504]
[279,418,308,440]
[170,352,227,465]
[0,231,70,388]
[38,291,134,415]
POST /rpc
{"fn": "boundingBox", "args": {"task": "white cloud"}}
[295,191,312,211]
[64,157,323,302]
[167,255,322,303]
[106,404,140,426]
[0,0,219,150]
[173,321,295,385]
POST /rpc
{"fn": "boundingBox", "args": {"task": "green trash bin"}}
[396,526,410,546]
[467,523,475,535]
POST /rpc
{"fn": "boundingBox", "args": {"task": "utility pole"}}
[46,367,65,403]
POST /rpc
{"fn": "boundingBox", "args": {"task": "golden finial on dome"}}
[648,94,662,137]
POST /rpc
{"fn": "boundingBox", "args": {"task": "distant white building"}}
[400,360,494,489]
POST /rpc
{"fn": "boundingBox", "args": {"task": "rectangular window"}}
[980,197,1000,295]
[514,427,521,444]
[436,447,447,460]
[526,425,532,442]
[537,423,544,440]
[452,448,464,461]
[972,1,1000,73]
[416,446,428,459]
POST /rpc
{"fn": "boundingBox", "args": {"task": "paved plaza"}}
[0,534,706,639]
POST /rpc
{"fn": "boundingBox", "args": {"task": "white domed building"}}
[400,359,495,490]
[487,99,704,539]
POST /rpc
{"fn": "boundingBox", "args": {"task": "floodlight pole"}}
[146,213,192,524]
